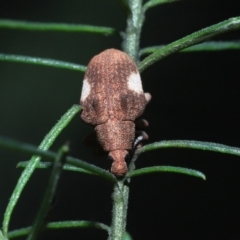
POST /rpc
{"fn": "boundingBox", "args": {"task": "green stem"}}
[0,54,86,72]
[138,16,240,72]
[108,0,145,239]
[1,105,80,237]
[0,19,116,35]
[122,0,144,62]
[109,181,129,240]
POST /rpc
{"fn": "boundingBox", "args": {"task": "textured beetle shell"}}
[80,49,148,175]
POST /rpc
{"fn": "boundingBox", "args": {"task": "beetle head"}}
[108,150,129,176]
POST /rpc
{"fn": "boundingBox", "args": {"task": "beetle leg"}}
[135,118,149,129]
[145,92,152,103]
[134,130,149,149]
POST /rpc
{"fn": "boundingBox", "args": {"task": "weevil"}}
[80,49,151,176]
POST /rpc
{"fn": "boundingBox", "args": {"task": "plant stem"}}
[109,181,129,240]
[122,0,144,62]
[109,0,145,239]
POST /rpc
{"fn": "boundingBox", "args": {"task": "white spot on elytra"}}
[80,79,91,102]
[127,72,143,94]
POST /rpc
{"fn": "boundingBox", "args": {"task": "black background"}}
[0,0,240,239]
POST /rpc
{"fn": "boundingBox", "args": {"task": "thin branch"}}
[7,221,110,239]
[0,19,116,35]
[137,140,240,157]
[138,16,240,72]
[0,54,86,72]
[126,166,206,180]
[1,105,81,237]
[139,41,240,56]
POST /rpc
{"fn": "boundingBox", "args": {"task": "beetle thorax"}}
[95,119,135,152]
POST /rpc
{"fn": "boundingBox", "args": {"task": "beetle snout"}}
[109,150,128,176]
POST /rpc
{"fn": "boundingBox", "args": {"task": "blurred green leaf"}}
[138,17,240,72]
[26,145,69,240]
[117,0,131,15]
[2,105,81,237]
[0,136,116,182]
[0,19,116,35]
[17,161,94,175]
[126,166,205,180]
[7,221,110,239]
[0,230,7,240]
[0,54,86,72]
[139,140,240,158]
[123,232,133,240]
[143,0,179,11]
[140,41,240,56]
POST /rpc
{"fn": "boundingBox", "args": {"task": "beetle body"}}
[80,49,149,176]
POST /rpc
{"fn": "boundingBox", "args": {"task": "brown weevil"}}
[80,49,151,176]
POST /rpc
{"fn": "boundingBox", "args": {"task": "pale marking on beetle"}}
[127,72,143,94]
[80,79,91,102]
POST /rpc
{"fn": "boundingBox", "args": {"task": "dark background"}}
[1,0,240,239]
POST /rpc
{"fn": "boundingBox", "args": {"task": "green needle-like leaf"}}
[139,41,240,56]
[0,136,116,182]
[17,161,93,175]
[126,166,206,180]
[138,140,240,157]
[0,19,116,35]
[143,0,180,12]
[7,221,110,238]
[0,54,86,72]
[1,105,81,237]
[0,231,7,240]
[122,232,133,240]
[26,145,69,240]
[47,221,110,232]
[138,17,240,72]
[117,0,131,15]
